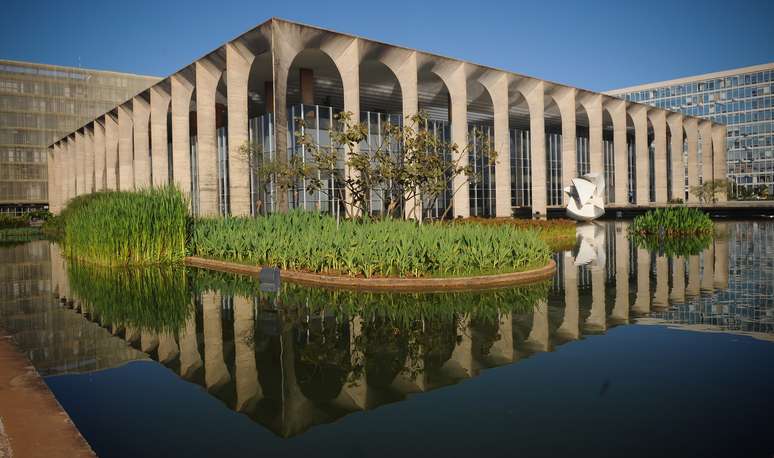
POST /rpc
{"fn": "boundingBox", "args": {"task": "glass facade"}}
[613,63,774,197]
[0,60,158,214]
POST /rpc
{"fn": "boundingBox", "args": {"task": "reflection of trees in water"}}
[294,316,351,402]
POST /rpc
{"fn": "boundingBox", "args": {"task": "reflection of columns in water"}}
[610,221,630,324]
[203,292,231,391]
[391,331,427,393]
[652,255,669,309]
[557,252,580,340]
[124,326,140,344]
[700,242,715,293]
[487,313,514,365]
[234,296,261,412]
[686,255,701,297]
[585,259,607,333]
[178,313,203,380]
[157,332,180,364]
[441,314,475,378]
[525,301,550,352]
[140,332,159,354]
[49,243,64,299]
[669,257,686,305]
[334,316,368,410]
[632,248,651,315]
[713,229,729,290]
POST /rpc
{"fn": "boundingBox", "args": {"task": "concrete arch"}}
[647,109,667,203]
[195,51,226,217]
[359,43,416,120]
[603,98,629,205]
[419,58,469,217]
[466,76,496,217]
[170,68,195,206]
[132,91,151,189]
[627,104,649,206]
[476,71,510,217]
[666,113,684,201]
[509,76,546,217]
[543,89,564,207]
[149,81,171,188]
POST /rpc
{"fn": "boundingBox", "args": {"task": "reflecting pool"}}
[0,221,773,457]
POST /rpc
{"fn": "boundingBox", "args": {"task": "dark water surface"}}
[1,221,772,458]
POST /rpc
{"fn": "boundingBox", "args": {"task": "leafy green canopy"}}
[190,210,551,278]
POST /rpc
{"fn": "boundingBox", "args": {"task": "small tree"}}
[690,178,728,204]
[295,111,497,223]
[238,141,314,215]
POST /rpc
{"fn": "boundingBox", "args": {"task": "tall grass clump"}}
[63,187,188,266]
[190,210,551,278]
[630,207,713,237]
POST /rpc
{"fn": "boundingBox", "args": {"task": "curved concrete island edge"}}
[185,256,556,292]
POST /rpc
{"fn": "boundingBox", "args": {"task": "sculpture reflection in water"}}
[2,221,770,440]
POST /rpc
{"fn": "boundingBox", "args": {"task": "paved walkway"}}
[0,334,95,458]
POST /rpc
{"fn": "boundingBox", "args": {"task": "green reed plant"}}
[62,187,188,266]
[189,210,551,278]
[630,207,713,237]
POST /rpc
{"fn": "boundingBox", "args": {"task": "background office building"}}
[608,63,774,198]
[48,18,727,219]
[0,60,158,214]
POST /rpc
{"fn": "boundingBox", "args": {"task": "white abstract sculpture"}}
[564,173,605,221]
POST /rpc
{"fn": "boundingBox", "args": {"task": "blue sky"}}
[2,0,772,92]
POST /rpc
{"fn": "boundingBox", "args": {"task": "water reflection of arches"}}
[25,224,755,440]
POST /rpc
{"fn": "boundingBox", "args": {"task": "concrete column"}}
[446,64,469,218]
[700,242,715,293]
[75,131,84,196]
[632,248,651,315]
[652,254,669,309]
[226,42,255,217]
[712,124,728,202]
[269,31,294,213]
[132,95,151,189]
[582,93,604,174]
[178,314,202,380]
[629,105,649,205]
[554,87,576,206]
[171,72,195,201]
[94,119,105,191]
[489,74,511,217]
[234,296,261,412]
[525,300,550,352]
[124,326,140,344]
[684,118,699,203]
[667,113,684,201]
[47,148,55,213]
[331,39,360,216]
[195,59,223,217]
[670,256,686,304]
[203,291,231,391]
[64,137,72,201]
[84,127,94,193]
[699,120,713,185]
[385,50,419,219]
[518,79,546,217]
[686,255,701,297]
[333,316,368,410]
[611,221,630,323]
[650,110,668,204]
[117,104,134,191]
[608,99,629,205]
[557,252,580,341]
[104,113,118,190]
[150,85,171,187]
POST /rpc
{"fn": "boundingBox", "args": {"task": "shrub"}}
[630,207,713,237]
[190,210,551,278]
[61,187,188,266]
